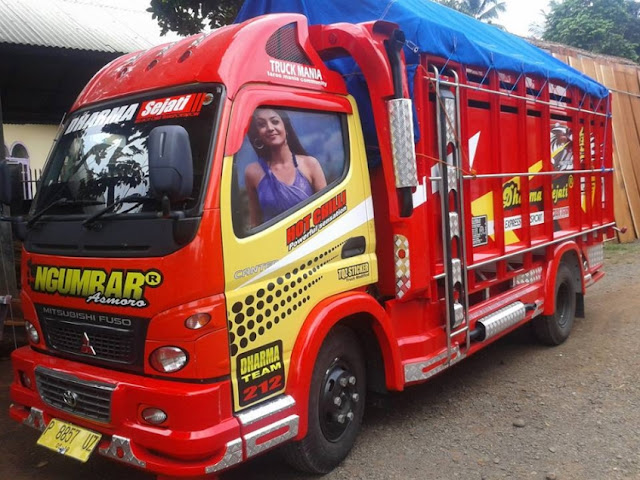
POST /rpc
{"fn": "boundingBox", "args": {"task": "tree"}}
[543,0,640,61]
[148,0,242,35]
[149,0,509,36]
[437,0,507,23]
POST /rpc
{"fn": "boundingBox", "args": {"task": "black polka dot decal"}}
[227,243,343,355]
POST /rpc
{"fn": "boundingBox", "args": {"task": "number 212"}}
[243,375,283,402]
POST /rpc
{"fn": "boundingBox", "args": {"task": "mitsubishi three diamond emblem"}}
[80,332,97,356]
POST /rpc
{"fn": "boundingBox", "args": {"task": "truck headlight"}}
[149,346,188,373]
[25,321,39,344]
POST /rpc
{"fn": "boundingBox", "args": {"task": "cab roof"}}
[72,14,346,112]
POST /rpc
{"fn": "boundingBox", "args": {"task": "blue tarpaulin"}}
[236,0,609,99]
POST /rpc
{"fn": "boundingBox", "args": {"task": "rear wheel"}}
[533,263,577,345]
[282,326,366,474]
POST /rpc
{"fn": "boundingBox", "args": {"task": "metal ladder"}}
[433,68,471,359]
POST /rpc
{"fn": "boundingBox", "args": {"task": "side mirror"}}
[148,126,193,202]
[0,162,24,206]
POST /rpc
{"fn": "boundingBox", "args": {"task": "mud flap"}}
[575,293,585,318]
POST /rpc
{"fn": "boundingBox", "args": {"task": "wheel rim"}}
[556,282,571,328]
[318,357,360,443]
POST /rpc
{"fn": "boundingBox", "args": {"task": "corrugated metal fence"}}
[533,40,640,243]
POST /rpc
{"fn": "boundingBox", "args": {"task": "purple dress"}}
[256,155,314,222]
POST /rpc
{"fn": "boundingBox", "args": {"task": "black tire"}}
[533,263,577,345]
[282,326,366,474]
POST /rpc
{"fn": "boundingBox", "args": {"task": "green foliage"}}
[436,0,506,23]
[148,0,243,35]
[149,0,510,35]
[543,0,640,61]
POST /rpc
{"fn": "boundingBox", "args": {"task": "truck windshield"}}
[33,86,222,218]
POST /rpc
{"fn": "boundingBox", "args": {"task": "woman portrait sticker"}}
[233,107,346,234]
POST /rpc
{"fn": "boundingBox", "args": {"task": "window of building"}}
[10,142,29,160]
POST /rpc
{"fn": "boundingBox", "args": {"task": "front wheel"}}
[282,326,366,474]
[533,263,577,345]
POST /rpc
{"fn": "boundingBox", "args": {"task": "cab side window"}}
[232,107,348,236]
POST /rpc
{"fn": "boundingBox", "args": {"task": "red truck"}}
[3,2,613,478]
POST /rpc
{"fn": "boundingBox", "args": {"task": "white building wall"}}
[3,123,59,171]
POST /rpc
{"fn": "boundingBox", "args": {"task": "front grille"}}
[35,367,115,423]
[46,320,134,363]
[36,304,148,370]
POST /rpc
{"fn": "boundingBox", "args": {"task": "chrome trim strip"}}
[34,366,116,392]
[404,351,448,382]
[513,266,544,286]
[586,243,605,268]
[410,351,465,384]
[531,300,544,319]
[23,407,46,432]
[99,435,146,468]
[584,273,593,287]
[204,438,243,474]
[453,302,465,327]
[449,212,460,238]
[237,395,296,427]
[244,415,299,458]
[404,346,463,384]
[387,98,418,189]
[451,258,462,285]
[394,234,412,299]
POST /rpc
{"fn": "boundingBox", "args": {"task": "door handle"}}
[341,236,366,259]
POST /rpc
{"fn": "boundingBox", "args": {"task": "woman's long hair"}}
[249,108,308,159]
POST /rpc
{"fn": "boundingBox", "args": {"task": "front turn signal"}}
[25,322,39,344]
[184,312,211,330]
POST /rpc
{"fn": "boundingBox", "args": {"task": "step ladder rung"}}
[453,301,465,327]
[450,326,469,337]
[449,212,460,238]
[447,166,458,192]
[451,258,462,285]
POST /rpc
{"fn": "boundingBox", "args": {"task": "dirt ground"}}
[1,241,639,480]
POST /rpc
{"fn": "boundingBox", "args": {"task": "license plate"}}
[37,418,102,463]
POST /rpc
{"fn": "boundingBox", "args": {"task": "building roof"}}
[0,0,181,54]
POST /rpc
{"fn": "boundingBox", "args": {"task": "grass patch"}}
[604,239,640,261]
[604,241,630,253]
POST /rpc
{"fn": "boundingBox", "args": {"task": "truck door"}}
[220,87,377,412]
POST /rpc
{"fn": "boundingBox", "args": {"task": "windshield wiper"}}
[82,195,156,228]
[27,198,103,228]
